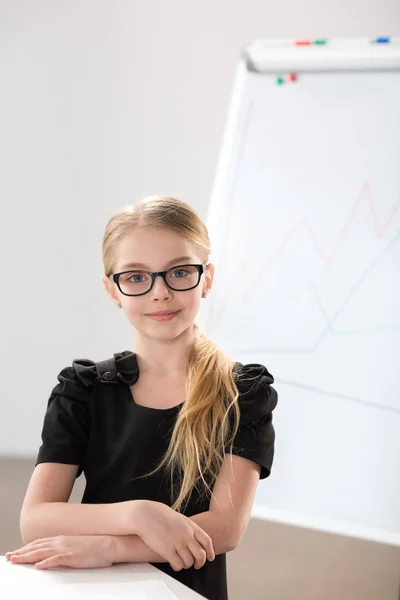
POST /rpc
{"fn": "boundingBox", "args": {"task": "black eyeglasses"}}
[112,263,208,297]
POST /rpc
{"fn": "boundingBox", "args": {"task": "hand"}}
[133,501,215,572]
[5,535,115,570]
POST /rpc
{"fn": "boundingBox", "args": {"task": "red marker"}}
[295,40,311,46]
[288,73,297,82]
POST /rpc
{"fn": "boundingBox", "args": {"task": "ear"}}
[102,275,119,304]
[204,263,215,295]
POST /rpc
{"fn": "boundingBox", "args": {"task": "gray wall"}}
[0,1,399,460]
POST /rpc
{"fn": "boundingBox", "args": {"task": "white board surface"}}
[200,37,400,545]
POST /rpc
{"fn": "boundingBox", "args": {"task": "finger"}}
[8,542,51,557]
[8,543,52,559]
[187,543,207,570]
[168,550,184,572]
[194,529,215,562]
[7,538,51,555]
[5,551,17,560]
[6,544,34,556]
[10,549,54,564]
[35,553,72,570]
[176,546,195,570]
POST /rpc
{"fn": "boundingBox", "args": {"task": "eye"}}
[171,268,189,278]
[120,271,150,284]
[130,274,145,283]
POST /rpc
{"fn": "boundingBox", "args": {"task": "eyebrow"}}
[119,256,195,271]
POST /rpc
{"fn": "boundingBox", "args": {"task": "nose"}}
[150,273,172,299]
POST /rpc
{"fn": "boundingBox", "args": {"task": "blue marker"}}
[374,37,390,43]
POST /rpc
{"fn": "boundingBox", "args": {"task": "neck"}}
[133,326,196,376]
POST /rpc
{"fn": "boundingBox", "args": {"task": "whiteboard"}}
[199,37,400,545]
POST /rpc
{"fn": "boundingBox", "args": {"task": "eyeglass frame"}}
[111,263,209,297]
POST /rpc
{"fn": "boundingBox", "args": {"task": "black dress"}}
[35,350,278,600]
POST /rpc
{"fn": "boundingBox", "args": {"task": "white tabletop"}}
[0,556,207,600]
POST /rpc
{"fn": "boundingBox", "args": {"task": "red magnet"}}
[288,73,297,82]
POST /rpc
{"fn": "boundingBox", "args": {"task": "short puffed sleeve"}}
[227,362,278,479]
[35,362,96,478]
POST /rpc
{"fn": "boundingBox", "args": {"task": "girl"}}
[6,196,278,600]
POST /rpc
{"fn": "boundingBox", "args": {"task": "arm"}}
[20,463,141,543]
[111,454,261,563]
[22,456,259,564]
[15,463,213,572]
[190,453,261,552]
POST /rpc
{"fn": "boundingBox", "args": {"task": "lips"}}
[147,310,179,316]
[145,310,181,321]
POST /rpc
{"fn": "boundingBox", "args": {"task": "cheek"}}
[121,299,146,322]
[181,290,202,311]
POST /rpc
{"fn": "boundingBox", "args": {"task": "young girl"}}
[5,196,278,600]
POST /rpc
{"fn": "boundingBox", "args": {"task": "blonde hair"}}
[102,196,241,512]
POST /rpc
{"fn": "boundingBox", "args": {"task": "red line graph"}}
[208,183,400,331]
[290,182,400,264]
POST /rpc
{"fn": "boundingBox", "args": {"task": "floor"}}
[1,457,399,600]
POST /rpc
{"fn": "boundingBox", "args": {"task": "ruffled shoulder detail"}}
[72,350,139,388]
[113,351,140,386]
[233,362,278,426]
[228,362,278,479]
[71,359,97,387]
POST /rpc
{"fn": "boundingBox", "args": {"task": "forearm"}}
[189,510,238,554]
[111,535,166,564]
[111,509,236,565]
[20,501,140,544]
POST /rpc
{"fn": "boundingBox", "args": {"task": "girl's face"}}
[103,226,214,341]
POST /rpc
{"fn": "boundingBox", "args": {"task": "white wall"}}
[0,0,399,460]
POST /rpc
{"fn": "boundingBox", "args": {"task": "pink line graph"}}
[209,183,400,331]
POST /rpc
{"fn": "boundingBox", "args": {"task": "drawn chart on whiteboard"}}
[204,71,400,420]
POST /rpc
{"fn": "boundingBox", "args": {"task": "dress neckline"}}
[125,386,185,412]
[121,351,185,412]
